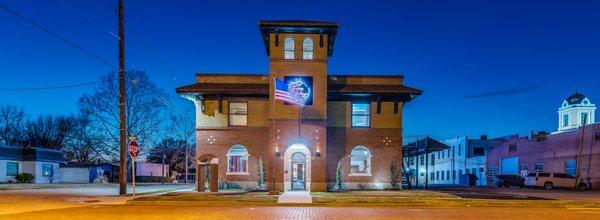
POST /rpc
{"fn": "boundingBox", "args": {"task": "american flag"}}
[275,78,304,106]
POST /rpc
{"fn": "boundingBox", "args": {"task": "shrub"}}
[218,180,242,190]
[16,173,35,183]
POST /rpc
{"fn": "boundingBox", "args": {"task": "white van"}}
[525,172,587,190]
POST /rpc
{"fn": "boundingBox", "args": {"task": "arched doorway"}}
[283,143,311,192]
[197,154,218,192]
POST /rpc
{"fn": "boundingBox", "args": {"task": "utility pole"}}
[575,117,587,189]
[161,152,166,185]
[118,0,127,196]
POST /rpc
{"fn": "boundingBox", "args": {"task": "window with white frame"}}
[563,114,569,127]
[229,102,247,126]
[6,162,18,176]
[581,112,589,125]
[302,38,314,60]
[42,164,53,177]
[227,145,248,174]
[284,37,295,59]
[350,146,371,175]
[351,103,370,127]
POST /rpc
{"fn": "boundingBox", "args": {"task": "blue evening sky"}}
[0,0,599,140]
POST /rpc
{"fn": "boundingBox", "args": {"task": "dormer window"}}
[302,38,314,60]
[284,37,295,59]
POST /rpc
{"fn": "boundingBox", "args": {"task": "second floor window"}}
[284,37,295,59]
[229,102,247,126]
[302,38,314,60]
[351,103,370,127]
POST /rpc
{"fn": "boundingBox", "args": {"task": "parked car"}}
[525,172,587,190]
[495,175,525,188]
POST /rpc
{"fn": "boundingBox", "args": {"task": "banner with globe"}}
[278,76,313,106]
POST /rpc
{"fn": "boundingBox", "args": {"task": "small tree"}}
[333,163,346,191]
[390,161,399,190]
[257,157,265,190]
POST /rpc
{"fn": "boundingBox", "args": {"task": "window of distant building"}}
[521,164,528,171]
[431,153,435,165]
[351,103,371,127]
[447,170,451,180]
[452,170,456,180]
[229,102,248,126]
[436,171,440,181]
[42,164,53,177]
[581,112,589,125]
[350,146,371,175]
[430,172,434,181]
[458,144,462,156]
[419,155,424,165]
[6,162,18,176]
[447,149,451,157]
[563,114,569,127]
[509,144,517,152]
[284,37,295,59]
[302,37,314,60]
[565,160,576,176]
[534,162,543,172]
[472,168,477,174]
[227,145,249,175]
[441,171,445,180]
[409,157,415,166]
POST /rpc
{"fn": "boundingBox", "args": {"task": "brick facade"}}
[177,20,421,192]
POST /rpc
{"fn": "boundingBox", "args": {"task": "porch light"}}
[275,146,280,156]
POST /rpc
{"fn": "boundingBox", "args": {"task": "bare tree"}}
[0,104,26,146]
[62,115,105,163]
[168,111,195,182]
[78,71,167,161]
[21,114,76,149]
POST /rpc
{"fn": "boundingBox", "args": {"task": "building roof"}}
[0,145,24,161]
[566,92,588,105]
[0,146,66,163]
[402,137,450,157]
[258,20,339,57]
[176,83,269,95]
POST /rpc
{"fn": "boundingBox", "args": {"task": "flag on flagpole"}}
[275,77,305,106]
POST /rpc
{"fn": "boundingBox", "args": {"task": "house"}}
[176,20,422,192]
[487,92,600,189]
[0,146,66,183]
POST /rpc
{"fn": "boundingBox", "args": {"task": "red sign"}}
[128,140,139,158]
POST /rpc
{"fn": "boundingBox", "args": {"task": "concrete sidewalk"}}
[277,191,312,203]
[0,184,194,215]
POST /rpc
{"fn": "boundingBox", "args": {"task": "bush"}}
[15,173,35,183]
[218,180,242,190]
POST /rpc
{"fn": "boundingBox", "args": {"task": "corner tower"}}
[259,20,338,192]
[558,92,596,132]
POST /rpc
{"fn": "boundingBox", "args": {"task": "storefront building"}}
[176,20,422,192]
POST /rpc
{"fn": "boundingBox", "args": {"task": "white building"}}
[557,92,596,132]
[404,136,502,187]
[0,146,66,183]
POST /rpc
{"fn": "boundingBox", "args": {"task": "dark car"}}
[495,175,525,188]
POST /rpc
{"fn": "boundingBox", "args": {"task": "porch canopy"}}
[402,137,450,157]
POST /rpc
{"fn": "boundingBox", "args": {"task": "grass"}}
[130,190,600,209]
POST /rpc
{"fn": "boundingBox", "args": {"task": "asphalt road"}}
[2,204,599,220]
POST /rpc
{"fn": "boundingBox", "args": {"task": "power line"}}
[0,80,101,92]
[0,2,117,71]
[57,0,119,39]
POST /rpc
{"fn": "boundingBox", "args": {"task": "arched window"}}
[284,37,295,59]
[302,38,314,60]
[227,144,248,174]
[350,146,371,175]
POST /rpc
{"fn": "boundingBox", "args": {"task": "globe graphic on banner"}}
[287,78,311,104]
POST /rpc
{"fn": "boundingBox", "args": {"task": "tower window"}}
[302,38,314,60]
[284,37,295,59]
[563,114,569,127]
[581,112,588,125]
[351,103,370,127]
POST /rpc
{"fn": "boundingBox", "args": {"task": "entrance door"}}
[291,152,306,190]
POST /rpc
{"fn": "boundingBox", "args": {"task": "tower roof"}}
[258,20,339,57]
[566,92,588,105]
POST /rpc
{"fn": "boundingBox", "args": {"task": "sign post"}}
[128,137,139,199]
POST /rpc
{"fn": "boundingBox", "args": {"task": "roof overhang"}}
[258,20,339,57]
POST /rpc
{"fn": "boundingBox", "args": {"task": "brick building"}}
[487,93,600,189]
[176,20,421,192]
